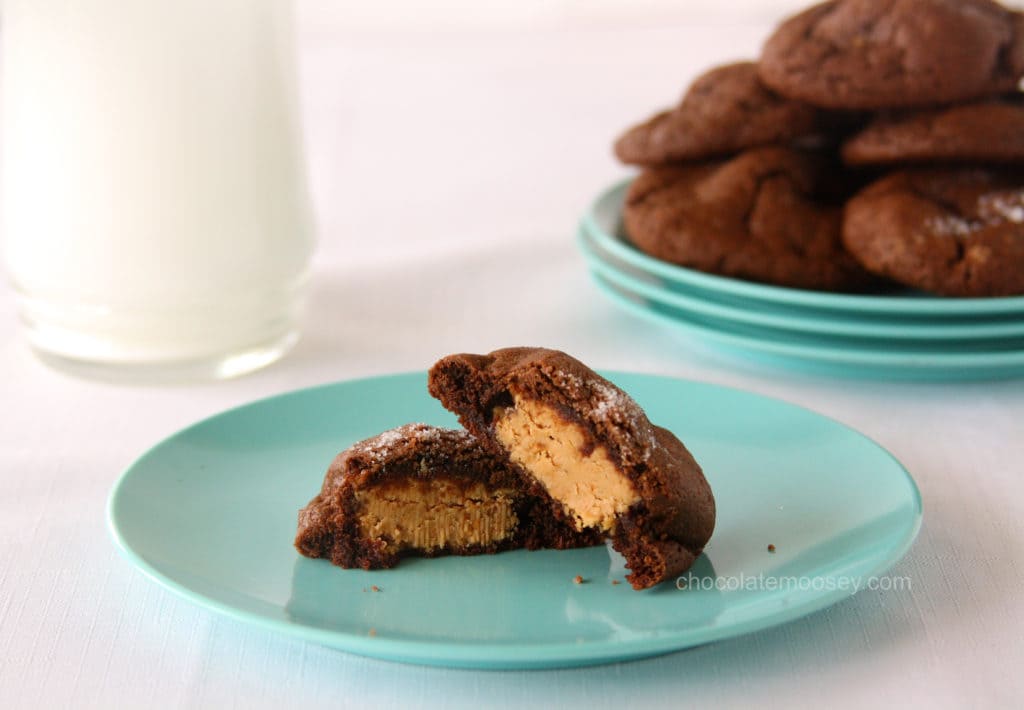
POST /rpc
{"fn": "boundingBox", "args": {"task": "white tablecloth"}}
[2,18,1023,710]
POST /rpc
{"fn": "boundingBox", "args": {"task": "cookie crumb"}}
[371,585,381,592]
[767,544,776,553]
[611,579,621,586]
[573,575,585,585]
[368,628,377,637]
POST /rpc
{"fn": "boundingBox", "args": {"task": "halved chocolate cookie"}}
[843,168,1024,296]
[759,0,1024,109]
[295,423,600,569]
[428,348,716,590]
[623,146,880,292]
[614,62,831,166]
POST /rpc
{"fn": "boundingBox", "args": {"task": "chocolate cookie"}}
[295,423,601,570]
[842,168,1024,296]
[428,348,716,590]
[842,96,1024,165]
[759,0,1024,109]
[614,62,830,166]
[622,146,879,291]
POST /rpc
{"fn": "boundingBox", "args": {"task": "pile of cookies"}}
[615,0,1024,297]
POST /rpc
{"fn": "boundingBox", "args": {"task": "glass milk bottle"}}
[2,0,314,380]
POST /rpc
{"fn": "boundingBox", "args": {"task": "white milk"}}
[3,0,314,377]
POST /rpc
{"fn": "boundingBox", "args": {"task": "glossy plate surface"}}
[108,373,921,669]
[584,180,1024,317]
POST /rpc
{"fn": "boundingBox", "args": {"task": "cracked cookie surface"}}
[614,62,830,166]
[622,146,879,291]
[842,168,1024,296]
[758,0,1024,109]
[841,96,1024,166]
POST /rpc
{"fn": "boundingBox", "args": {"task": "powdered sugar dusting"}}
[350,423,475,462]
[370,427,405,449]
[926,214,977,237]
[549,370,639,424]
[444,428,474,442]
[548,370,659,458]
[929,190,1024,237]
[589,380,659,459]
[979,191,1024,224]
[552,370,585,392]
[591,380,630,420]
[352,423,434,463]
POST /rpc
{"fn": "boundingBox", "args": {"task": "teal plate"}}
[579,229,1024,342]
[108,373,921,669]
[588,271,1024,380]
[584,180,1024,317]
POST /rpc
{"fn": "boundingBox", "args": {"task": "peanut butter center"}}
[356,478,518,551]
[493,398,639,531]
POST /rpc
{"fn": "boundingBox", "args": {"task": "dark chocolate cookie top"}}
[842,168,1024,296]
[614,62,829,166]
[622,146,880,292]
[842,95,1024,165]
[318,423,516,493]
[759,0,1024,110]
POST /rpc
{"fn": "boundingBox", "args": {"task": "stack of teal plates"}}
[579,181,1024,380]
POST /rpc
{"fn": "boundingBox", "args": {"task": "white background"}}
[2,1,1024,708]
[299,0,1024,31]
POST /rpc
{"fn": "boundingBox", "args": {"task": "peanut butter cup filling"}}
[493,396,640,531]
[356,478,518,551]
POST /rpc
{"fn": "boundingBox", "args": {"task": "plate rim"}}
[579,229,1024,341]
[585,178,1024,316]
[588,270,1024,375]
[107,371,923,669]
